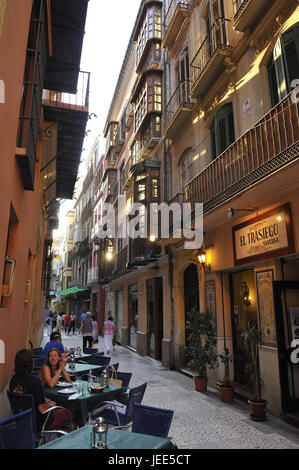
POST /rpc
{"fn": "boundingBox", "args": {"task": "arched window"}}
[179,147,193,191]
[268,24,299,105]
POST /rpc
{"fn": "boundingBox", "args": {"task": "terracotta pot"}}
[218,385,234,403]
[248,399,267,419]
[194,376,208,392]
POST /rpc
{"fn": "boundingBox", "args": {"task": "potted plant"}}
[186,309,218,392]
[217,347,234,403]
[241,320,267,420]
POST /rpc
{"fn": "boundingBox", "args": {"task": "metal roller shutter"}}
[115,290,123,344]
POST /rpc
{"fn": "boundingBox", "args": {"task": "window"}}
[268,25,299,105]
[180,148,193,191]
[211,102,235,159]
[177,48,190,102]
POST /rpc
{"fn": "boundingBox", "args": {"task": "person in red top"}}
[64,313,71,335]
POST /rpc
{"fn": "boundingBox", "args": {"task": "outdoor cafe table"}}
[65,363,103,376]
[73,353,92,363]
[38,426,177,449]
[44,382,122,427]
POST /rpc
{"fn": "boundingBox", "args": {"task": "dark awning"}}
[44,0,89,93]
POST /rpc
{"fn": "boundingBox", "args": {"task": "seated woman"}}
[40,348,72,388]
[9,349,73,432]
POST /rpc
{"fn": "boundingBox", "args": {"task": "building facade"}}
[98,0,299,420]
[0,0,89,418]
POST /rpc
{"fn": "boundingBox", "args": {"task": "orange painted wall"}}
[0,0,45,391]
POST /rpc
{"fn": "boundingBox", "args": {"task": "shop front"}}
[205,200,299,417]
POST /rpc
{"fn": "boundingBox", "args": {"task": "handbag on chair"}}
[106,365,123,387]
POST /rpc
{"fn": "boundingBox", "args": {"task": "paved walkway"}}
[41,329,299,449]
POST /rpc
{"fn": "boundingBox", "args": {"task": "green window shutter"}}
[214,102,235,158]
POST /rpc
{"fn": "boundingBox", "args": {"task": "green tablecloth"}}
[73,353,92,363]
[65,363,103,376]
[38,426,176,449]
[44,383,122,427]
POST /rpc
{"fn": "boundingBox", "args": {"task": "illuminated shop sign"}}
[233,203,294,265]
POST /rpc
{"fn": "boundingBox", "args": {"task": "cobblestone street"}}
[42,330,299,450]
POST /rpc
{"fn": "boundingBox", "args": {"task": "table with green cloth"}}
[38,426,177,449]
[65,363,103,376]
[44,382,122,427]
[73,353,92,363]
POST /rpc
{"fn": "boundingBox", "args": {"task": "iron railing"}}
[16,0,48,190]
[163,0,190,34]
[190,18,231,85]
[185,91,299,211]
[42,70,90,111]
[164,79,192,128]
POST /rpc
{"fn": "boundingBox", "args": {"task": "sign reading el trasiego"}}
[233,203,294,265]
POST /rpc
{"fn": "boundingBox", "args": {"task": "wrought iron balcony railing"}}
[164,79,192,138]
[185,91,299,213]
[163,0,190,49]
[190,18,232,98]
[42,70,90,111]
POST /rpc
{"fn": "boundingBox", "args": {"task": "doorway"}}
[274,281,299,419]
[128,283,138,349]
[184,264,199,364]
[230,269,258,391]
[147,278,163,360]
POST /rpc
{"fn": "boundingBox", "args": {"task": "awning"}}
[57,286,86,296]
[44,0,89,93]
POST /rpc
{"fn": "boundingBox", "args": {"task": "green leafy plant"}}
[241,320,264,402]
[186,309,218,378]
[218,347,233,387]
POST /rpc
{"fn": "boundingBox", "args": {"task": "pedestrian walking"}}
[70,312,76,335]
[55,312,62,334]
[102,316,116,355]
[91,316,99,347]
[51,312,57,333]
[46,313,53,336]
[64,313,71,335]
[78,311,93,351]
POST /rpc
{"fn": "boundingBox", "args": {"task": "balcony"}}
[233,0,273,33]
[164,79,192,139]
[102,170,117,203]
[113,124,126,157]
[185,91,299,214]
[136,41,162,75]
[116,246,128,276]
[162,0,190,50]
[123,102,134,132]
[78,237,92,257]
[42,71,90,199]
[121,158,133,190]
[16,0,48,191]
[138,116,162,160]
[190,19,232,99]
[105,122,118,158]
[129,238,161,266]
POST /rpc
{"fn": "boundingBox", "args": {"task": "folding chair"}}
[33,356,45,368]
[132,403,174,438]
[90,382,147,429]
[7,390,74,447]
[0,409,35,449]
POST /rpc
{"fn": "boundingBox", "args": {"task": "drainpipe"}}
[168,245,175,370]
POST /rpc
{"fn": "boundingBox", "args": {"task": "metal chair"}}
[90,382,147,428]
[32,347,43,357]
[7,390,74,447]
[90,355,111,367]
[0,409,35,449]
[132,403,174,438]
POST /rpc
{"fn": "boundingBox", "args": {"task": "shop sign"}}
[233,203,294,265]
